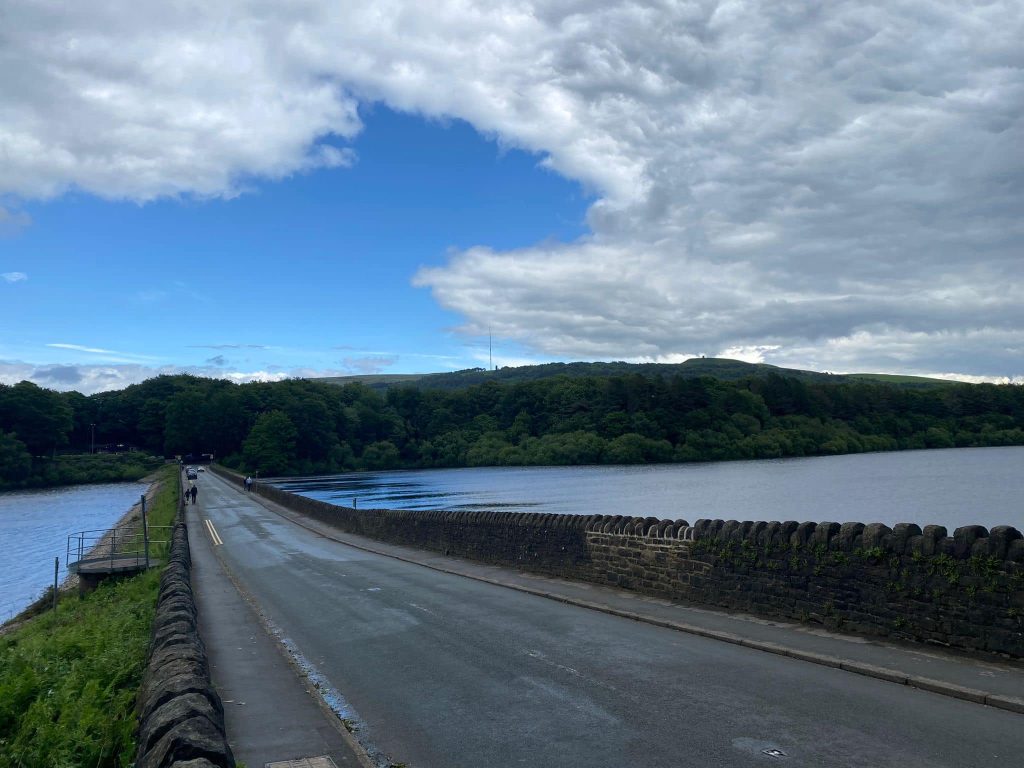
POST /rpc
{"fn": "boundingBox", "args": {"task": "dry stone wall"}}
[135,522,234,768]
[582,519,1024,656]
[213,466,1023,657]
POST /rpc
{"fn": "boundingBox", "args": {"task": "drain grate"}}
[266,757,339,768]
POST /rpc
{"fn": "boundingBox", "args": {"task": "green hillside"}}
[313,357,953,391]
[2,365,1017,484]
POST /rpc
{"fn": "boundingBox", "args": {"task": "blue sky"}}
[2,109,592,389]
[1,1,1021,393]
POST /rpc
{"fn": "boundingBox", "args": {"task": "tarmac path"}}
[190,469,1024,768]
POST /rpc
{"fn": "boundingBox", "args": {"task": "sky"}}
[1,1,1022,395]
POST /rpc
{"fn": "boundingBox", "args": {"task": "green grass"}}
[312,357,957,392]
[0,465,179,768]
[845,373,953,387]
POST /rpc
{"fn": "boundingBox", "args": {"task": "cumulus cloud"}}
[0,359,353,395]
[2,272,28,283]
[0,360,170,393]
[0,2,362,201]
[2,1,1022,375]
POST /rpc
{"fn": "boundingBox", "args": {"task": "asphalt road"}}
[198,470,1023,768]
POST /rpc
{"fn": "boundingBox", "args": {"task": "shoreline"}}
[0,473,162,635]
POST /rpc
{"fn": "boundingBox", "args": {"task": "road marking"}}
[204,518,223,546]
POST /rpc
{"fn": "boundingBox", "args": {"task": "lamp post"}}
[90,423,95,454]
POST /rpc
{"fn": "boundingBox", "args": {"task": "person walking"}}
[245,475,252,492]
[190,485,198,505]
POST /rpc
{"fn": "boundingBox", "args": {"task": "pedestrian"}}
[190,485,198,505]
[245,475,251,492]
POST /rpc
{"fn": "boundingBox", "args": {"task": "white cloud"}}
[2,272,28,283]
[45,342,161,363]
[47,342,124,355]
[718,346,781,365]
[2,1,1022,375]
[0,359,355,395]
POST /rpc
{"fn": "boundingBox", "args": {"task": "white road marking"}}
[204,518,223,546]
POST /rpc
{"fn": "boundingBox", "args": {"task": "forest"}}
[1,369,1023,486]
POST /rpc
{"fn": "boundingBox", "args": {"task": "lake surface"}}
[0,482,147,622]
[275,446,1024,532]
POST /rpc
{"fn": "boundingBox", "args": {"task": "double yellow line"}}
[204,518,223,546]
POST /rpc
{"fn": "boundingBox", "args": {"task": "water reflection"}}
[272,446,1024,532]
[0,482,148,621]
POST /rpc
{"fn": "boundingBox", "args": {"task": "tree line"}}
[1,371,1022,485]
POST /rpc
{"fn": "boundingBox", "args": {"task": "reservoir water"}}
[276,446,1024,532]
[0,482,147,622]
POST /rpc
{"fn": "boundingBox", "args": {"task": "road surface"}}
[195,470,1023,768]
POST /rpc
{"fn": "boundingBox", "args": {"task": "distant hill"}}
[312,358,956,392]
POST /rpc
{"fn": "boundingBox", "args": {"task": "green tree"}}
[242,411,299,476]
[0,381,73,455]
[200,388,250,461]
[361,440,400,470]
[0,430,32,483]
[163,389,206,456]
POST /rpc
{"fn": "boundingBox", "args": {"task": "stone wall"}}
[212,466,1023,657]
[582,519,1024,656]
[135,522,234,768]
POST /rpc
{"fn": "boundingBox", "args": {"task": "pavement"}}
[185,480,372,768]
[186,470,1024,764]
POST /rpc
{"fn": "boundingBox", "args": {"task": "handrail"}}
[66,524,173,572]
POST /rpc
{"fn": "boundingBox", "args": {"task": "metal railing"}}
[66,523,173,573]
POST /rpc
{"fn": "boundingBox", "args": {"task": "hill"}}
[312,358,954,391]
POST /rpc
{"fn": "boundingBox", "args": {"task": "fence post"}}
[53,557,59,612]
[142,494,150,568]
[110,528,116,569]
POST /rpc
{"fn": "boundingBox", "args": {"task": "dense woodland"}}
[1,370,1023,486]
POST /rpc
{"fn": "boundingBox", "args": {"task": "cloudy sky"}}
[1,0,1021,394]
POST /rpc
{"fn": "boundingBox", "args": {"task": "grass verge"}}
[0,464,179,768]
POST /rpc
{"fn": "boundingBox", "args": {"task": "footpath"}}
[186,489,371,768]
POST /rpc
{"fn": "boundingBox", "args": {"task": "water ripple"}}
[0,482,148,622]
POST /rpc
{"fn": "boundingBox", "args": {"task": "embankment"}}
[213,466,1023,658]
